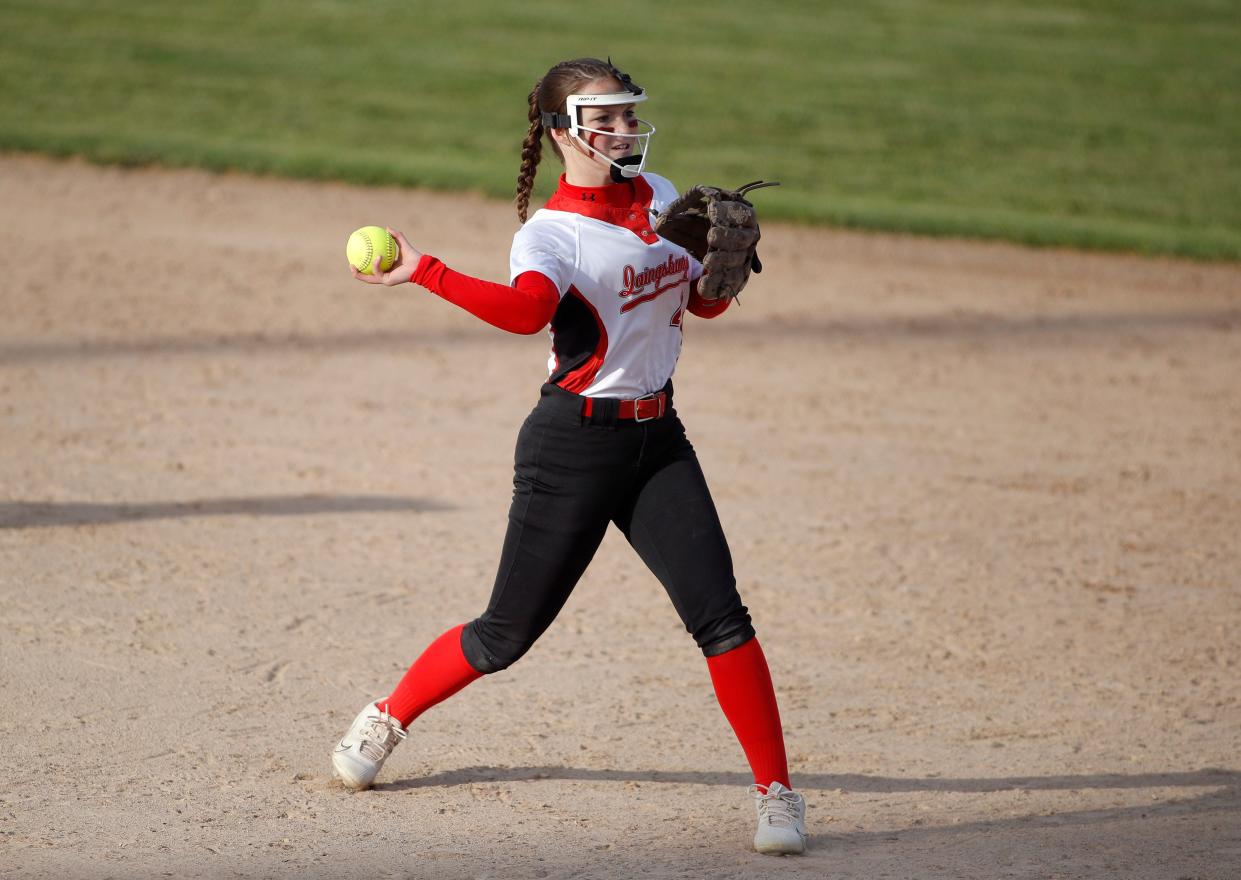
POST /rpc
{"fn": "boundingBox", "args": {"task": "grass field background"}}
[1,0,1238,259]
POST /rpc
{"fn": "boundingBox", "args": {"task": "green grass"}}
[2,0,1239,259]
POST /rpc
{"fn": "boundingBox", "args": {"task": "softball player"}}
[335,57,807,856]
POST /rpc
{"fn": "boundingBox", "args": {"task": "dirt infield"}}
[1,154,1239,879]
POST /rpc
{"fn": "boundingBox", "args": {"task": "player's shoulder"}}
[639,172,680,210]
[512,209,578,262]
[516,208,576,239]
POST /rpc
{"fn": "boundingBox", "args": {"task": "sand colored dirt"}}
[1,154,1240,879]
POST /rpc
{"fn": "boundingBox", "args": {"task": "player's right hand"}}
[351,228,422,286]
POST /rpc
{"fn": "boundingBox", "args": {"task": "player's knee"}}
[693,608,756,658]
[461,618,536,674]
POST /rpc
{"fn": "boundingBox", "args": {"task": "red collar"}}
[544,174,660,244]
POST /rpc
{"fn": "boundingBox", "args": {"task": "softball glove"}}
[653,180,779,302]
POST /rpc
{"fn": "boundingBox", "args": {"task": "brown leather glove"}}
[653,181,779,301]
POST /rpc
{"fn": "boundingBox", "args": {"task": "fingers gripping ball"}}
[347,226,399,276]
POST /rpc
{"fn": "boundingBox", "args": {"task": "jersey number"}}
[670,307,684,328]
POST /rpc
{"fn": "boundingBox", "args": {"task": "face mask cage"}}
[571,114,655,179]
[541,87,656,181]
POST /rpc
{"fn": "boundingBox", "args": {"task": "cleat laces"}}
[355,710,406,763]
[751,783,802,828]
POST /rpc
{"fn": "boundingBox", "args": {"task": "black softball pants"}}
[461,382,755,674]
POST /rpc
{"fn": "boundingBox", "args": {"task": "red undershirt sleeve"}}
[412,254,559,335]
[687,279,732,318]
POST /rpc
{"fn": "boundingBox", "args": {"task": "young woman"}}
[334,57,807,856]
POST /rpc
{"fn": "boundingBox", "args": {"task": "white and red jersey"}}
[510,173,704,399]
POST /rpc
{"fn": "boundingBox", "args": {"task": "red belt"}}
[581,391,668,422]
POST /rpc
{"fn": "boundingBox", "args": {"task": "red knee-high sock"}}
[379,624,483,729]
[706,638,791,789]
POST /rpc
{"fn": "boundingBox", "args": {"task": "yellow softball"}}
[346,225,399,275]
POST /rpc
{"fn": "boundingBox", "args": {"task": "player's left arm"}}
[687,280,731,318]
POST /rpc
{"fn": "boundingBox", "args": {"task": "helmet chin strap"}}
[610,155,643,182]
[572,136,644,183]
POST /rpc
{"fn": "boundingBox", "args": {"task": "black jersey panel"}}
[549,286,609,392]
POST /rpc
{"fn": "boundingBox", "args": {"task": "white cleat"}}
[751,781,808,855]
[331,702,407,791]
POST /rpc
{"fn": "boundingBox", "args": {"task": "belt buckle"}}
[632,392,664,422]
